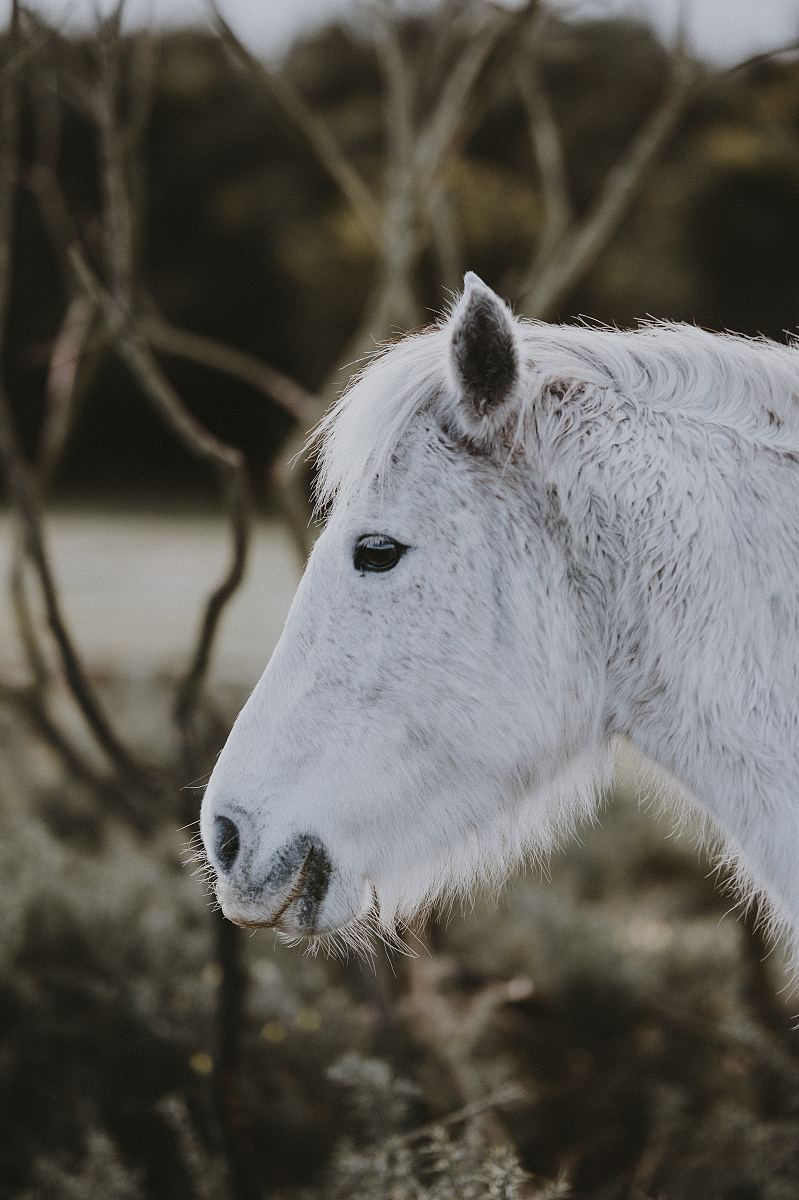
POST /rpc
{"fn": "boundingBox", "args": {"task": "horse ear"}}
[447,272,520,436]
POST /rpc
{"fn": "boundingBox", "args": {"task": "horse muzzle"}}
[203,815,355,935]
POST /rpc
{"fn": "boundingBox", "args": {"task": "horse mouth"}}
[224,850,313,930]
[218,855,373,941]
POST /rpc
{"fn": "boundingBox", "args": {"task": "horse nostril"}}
[213,815,240,874]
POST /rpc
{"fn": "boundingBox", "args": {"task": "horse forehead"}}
[325,412,524,538]
[323,422,454,515]
[383,416,458,478]
[382,416,496,497]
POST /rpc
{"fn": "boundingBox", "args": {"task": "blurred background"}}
[2,1,799,1197]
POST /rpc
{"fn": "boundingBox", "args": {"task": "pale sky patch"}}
[16,0,799,64]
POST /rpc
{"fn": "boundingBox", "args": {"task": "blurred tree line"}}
[6,7,799,501]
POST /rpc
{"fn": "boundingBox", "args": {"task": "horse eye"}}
[354,534,407,573]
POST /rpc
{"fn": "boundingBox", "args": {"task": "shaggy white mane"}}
[310,319,799,512]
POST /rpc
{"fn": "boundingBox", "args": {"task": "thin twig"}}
[374,8,414,177]
[211,1,384,247]
[520,45,699,317]
[414,3,519,191]
[515,27,799,320]
[121,28,161,257]
[21,91,106,655]
[426,179,462,289]
[69,245,253,739]
[720,37,799,78]
[39,293,98,482]
[0,409,146,773]
[125,28,160,150]
[213,911,258,1200]
[156,1095,230,1200]
[0,681,110,795]
[140,315,319,568]
[402,951,530,1148]
[0,7,60,80]
[97,11,136,307]
[139,314,320,426]
[0,1,20,337]
[400,1083,527,1145]
[8,528,49,688]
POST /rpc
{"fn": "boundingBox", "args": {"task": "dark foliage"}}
[4,14,799,498]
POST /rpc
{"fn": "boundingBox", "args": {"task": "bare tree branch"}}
[25,155,81,289]
[68,246,253,737]
[515,15,572,277]
[0,1,20,336]
[96,13,137,307]
[375,7,414,175]
[139,314,320,427]
[211,1,384,247]
[339,5,420,358]
[0,409,147,773]
[7,290,101,767]
[9,527,49,689]
[331,2,535,383]
[69,253,244,476]
[515,23,799,321]
[72,27,260,1193]
[403,948,532,1147]
[400,1083,527,1145]
[26,54,315,438]
[25,54,87,297]
[426,179,463,290]
[720,37,799,79]
[28,13,304,704]
[5,40,136,792]
[125,28,160,150]
[414,4,520,192]
[0,681,111,794]
[0,3,144,781]
[518,39,700,317]
[235,2,533,559]
[39,294,98,481]
[0,6,64,80]
[66,13,256,748]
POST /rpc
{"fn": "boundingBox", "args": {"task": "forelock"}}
[307,326,449,515]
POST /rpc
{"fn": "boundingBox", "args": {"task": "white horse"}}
[200,272,799,962]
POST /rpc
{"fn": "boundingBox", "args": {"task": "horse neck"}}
[544,389,799,794]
